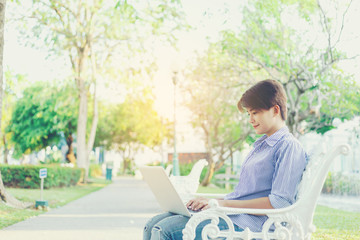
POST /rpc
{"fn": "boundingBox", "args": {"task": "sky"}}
[4,0,239,83]
[152,0,244,119]
[4,0,360,122]
[3,0,244,122]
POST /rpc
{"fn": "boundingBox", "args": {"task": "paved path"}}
[317,194,360,212]
[0,177,162,240]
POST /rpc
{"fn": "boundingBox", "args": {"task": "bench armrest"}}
[192,193,299,215]
[206,199,297,215]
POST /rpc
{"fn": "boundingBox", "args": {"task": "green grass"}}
[197,186,360,239]
[312,205,360,240]
[197,185,232,195]
[0,178,110,229]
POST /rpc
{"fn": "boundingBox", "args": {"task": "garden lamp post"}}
[172,69,180,176]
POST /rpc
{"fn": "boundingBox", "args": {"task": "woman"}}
[144,79,308,240]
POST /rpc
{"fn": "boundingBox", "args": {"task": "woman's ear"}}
[273,105,280,116]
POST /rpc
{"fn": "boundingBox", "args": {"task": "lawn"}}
[312,205,360,240]
[0,178,110,229]
[197,186,360,240]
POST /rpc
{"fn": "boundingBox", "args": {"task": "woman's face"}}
[246,106,280,136]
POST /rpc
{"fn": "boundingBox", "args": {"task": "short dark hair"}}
[238,79,287,120]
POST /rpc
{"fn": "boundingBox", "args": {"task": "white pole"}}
[40,178,44,201]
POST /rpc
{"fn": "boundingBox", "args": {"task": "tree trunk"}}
[201,139,215,186]
[0,0,5,131]
[201,125,214,186]
[0,0,5,167]
[76,85,88,181]
[122,159,129,174]
[3,135,8,164]
[66,133,76,164]
[0,0,33,209]
[86,48,99,173]
[0,0,17,208]
[75,43,99,183]
[0,171,33,208]
[201,162,215,186]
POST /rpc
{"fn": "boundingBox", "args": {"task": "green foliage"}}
[0,165,81,189]
[1,71,28,162]
[10,0,187,175]
[95,89,171,151]
[217,0,360,136]
[88,164,103,178]
[310,78,360,134]
[6,81,77,158]
[183,42,252,169]
[41,148,64,165]
[322,172,360,196]
[14,0,187,80]
[178,162,231,184]
[120,158,135,175]
[179,162,207,182]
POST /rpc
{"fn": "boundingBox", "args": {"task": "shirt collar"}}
[254,126,289,147]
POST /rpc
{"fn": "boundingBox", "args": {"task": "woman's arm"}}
[219,197,274,209]
[187,196,274,211]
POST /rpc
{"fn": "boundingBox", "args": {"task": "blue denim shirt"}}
[224,126,308,232]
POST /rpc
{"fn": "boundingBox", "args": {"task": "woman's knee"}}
[144,212,174,239]
[150,214,190,240]
[145,212,173,228]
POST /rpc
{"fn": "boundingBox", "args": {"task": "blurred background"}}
[1,0,360,195]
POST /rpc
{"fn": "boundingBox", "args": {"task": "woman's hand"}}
[186,197,210,211]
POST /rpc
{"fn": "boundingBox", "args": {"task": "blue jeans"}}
[143,212,243,240]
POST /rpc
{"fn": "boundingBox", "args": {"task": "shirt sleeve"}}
[269,140,307,209]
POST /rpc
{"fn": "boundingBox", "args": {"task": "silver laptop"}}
[139,166,198,217]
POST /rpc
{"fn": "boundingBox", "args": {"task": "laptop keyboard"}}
[187,207,202,213]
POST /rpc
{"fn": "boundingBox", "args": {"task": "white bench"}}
[170,159,208,202]
[213,167,239,190]
[183,144,350,240]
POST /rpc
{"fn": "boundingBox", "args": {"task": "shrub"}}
[89,164,102,178]
[322,172,360,196]
[179,162,222,183]
[0,165,81,189]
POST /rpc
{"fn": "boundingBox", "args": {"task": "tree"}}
[182,0,360,185]
[13,0,185,179]
[95,89,171,174]
[0,0,7,206]
[6,82,78,160]
[219,0,360,136]
[305,74,360,134]
[0,0,32,208]
[182,44,253,186]
[1,72,27,163]
[0,0,4,133]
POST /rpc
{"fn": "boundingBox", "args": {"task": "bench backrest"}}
[292,144,350,233]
